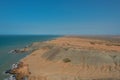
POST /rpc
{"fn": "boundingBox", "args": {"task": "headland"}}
[9,36,120,80]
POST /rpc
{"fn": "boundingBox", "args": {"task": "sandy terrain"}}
[15,36,120,80]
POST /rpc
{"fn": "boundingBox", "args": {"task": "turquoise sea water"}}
[0,35,59,80]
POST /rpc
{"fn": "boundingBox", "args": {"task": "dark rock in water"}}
[5,69,16,74]
[5,69,11,74]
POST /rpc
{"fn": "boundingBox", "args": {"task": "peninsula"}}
[10,36,120,80]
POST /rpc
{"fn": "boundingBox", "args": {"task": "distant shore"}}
[9,36,120,80]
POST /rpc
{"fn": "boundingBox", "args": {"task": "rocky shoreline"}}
[5,62,30,80]
[8,46,30,54]
[5,46,31,80]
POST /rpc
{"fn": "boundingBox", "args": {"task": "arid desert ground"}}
[11,36,120,80]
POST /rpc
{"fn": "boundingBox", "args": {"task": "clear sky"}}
[0,0,120,35]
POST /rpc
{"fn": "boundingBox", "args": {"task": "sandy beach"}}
[12,36,120,80]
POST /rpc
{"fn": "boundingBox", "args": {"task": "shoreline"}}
[3,35,60,80]
[7,36,120,80]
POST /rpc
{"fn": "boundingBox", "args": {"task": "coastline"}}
[8,36,120,80]
[1,35,60,80]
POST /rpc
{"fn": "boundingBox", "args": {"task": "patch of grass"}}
[105,43,113,46]
[113,44,120,46]
[90,42,95,45]
[106,43,120,46]
[64,47,69,51]
[63,58,71,63]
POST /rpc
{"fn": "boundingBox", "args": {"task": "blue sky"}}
[0,0,120,35]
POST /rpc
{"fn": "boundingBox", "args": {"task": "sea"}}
[0,35,59,80]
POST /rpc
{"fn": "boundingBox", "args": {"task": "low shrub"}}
[90,42,95,45]
[63,58,71,63]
